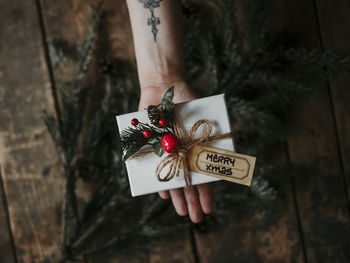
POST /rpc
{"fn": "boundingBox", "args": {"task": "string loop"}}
[155,119,231,187]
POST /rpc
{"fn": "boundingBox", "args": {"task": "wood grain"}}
[314,0,350,210]
[40,0,194,262]
[277,0,350,261]
[39,0,132,261]
[0,0,65,262]
[193,1,306,261]
[0,170,16,263]
[149,232,195,263]
[195,184,304,263]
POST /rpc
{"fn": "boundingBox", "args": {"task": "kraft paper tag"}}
[187,145,256,186]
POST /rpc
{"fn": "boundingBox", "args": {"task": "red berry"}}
[159,118,167,127]
[131,118,139,126]
[143,129,151,138]
[161,134,178,153]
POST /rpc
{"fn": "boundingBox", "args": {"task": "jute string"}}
[129,119,233,187]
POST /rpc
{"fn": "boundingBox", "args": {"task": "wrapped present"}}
[116,87,255,196]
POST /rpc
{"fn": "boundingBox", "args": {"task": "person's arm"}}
[126,0,212,223]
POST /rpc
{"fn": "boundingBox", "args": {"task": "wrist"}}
[138,58,185,90]
[139,81,197,110]
[140,77,186,92]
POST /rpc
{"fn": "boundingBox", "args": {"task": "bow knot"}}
[156,119,224,187]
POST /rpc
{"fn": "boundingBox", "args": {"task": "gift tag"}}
[187,145,256,186]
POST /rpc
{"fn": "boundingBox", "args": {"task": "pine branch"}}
[77,5,103,80]
[120,123,168,161]
[277,47,350,73]
[239,0,269,52]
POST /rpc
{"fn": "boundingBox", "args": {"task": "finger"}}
[184,186,203,223]
[158,191,170,199]
[169,188,188,216]
[197,183,213,214]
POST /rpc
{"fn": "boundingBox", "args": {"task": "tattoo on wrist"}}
[138,0,162,41]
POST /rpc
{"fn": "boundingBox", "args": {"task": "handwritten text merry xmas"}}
[205,153,235,176]
[189,145,255,186]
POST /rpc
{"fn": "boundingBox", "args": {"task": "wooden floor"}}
[0,0,349,262]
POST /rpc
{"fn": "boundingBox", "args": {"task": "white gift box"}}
[116,94,235,196]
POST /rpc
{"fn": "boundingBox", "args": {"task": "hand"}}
[138,83,213,223]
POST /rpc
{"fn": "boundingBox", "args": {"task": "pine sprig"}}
[120,123,169,161]
[120,86,175,161]
[277,47,350,73]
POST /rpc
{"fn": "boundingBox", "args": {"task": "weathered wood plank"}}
[0,170,16,263]
[40,0,194,262]
[193,1,305,261]
[87,250,149,263]
[278,0,350,262]
[149,232,195,263]
[39,1,123,261]
[0,0,65,262]
[314,0,350,210]
[195,184,304,263]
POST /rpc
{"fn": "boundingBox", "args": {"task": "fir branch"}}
[48,38,73,68]
[120,123,169,161]
[139,195,171,225]
[277,47,350,73]
[215,0,243,66]
[237,0,268,52]
[43,111,63,149]
[77,4,103,80]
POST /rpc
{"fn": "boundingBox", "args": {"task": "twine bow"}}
[155,119,232,187]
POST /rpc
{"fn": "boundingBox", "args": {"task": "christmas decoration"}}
[161,133,177,153]
[143,129,151,138]
[120,86,176,160]
[117,93,255,196]
[159,118,167,127]
[119,87,256,192]
[131,118,139,126]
